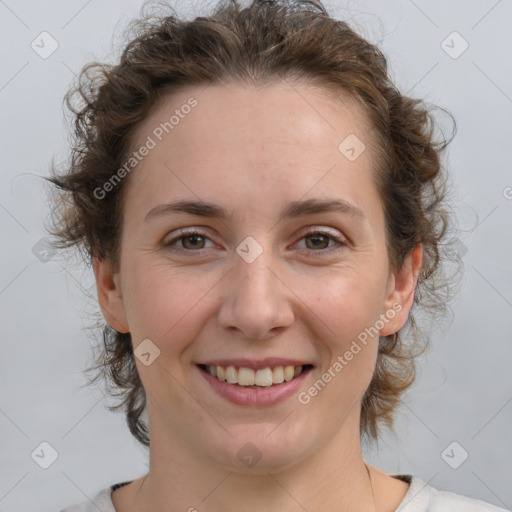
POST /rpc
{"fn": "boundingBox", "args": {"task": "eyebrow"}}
[144,198,365,222]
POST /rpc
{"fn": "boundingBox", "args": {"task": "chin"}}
[204,427,313,474]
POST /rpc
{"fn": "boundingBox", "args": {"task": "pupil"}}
[185,235,204,249]
[307,235,328,249]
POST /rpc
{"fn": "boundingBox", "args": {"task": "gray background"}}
[1,0,511,510]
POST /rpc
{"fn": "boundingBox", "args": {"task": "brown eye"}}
[181,234,206,250]
[163,229,214,252]
[295,228,347,253]
[304,233,331,250]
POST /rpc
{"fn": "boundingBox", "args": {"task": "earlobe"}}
[93,255,130,334]
[379,244,423,336]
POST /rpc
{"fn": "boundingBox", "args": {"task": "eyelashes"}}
[163,227,347,255]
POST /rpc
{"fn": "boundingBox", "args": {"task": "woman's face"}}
[96,80,418,472]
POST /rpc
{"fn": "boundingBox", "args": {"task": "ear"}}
[93,255,130,334]
[379,244,423,336]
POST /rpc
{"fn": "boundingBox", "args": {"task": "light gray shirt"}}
[60,474,510,512]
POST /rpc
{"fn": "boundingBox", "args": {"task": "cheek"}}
[304,265,388,341]
[301,275,382,409]
[299,266,386,396]
[121,260,221,349]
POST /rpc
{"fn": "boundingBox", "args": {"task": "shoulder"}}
[428,485,510,512]
[394,474,510,512]
[60,475,510,512]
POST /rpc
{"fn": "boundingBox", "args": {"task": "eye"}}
[163,227,347,254]
[294,228,347,253]
[163,228,214,251]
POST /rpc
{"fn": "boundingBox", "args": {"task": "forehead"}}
[132,80,373,156]
[125,80,379,216]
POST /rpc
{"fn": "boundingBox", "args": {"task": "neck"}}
[129,407,377,511]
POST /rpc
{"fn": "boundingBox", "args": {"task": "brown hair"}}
[47,0,458,448]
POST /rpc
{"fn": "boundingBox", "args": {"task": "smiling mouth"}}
[197,364,314,388]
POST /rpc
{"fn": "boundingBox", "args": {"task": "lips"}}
[196,363,314,406]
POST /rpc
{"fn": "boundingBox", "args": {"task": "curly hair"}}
[47,0,458,448]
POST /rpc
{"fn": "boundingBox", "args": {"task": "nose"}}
[217,245,295,340]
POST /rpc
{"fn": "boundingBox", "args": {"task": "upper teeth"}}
[205,365,304,387]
